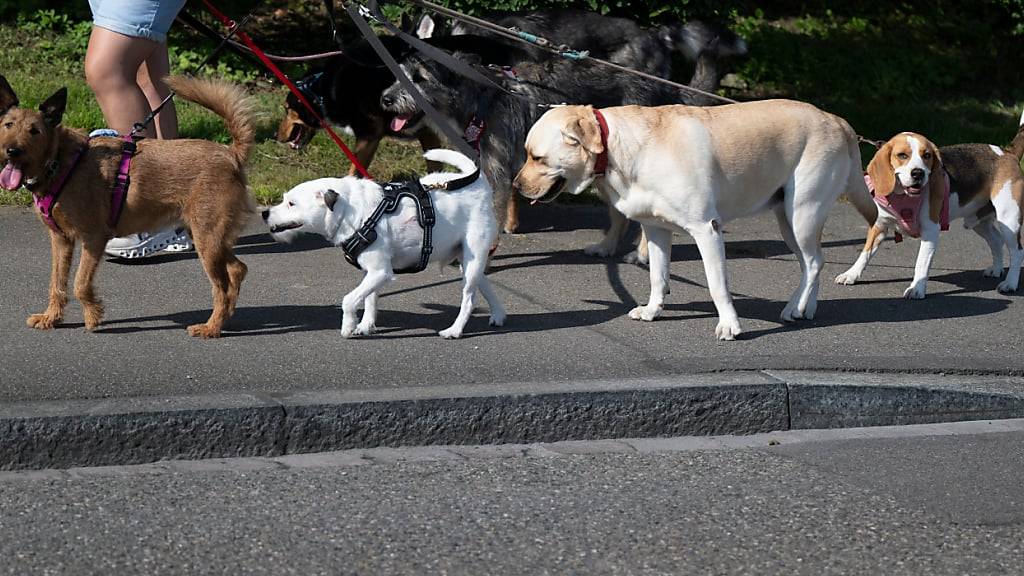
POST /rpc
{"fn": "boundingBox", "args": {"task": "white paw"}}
[903,284,927,299]
[354,323,376,336]
[341,325,358,338]
[628,304,661,322]
[622,249,648,266]
[983,265,1004,278]
[438,327,463,339]
[997,279,1019,294]
[489,312,506,327]
[583,242,616,258]
[834,271,859,285]
[715,318,743,341]
[780,306,802,323]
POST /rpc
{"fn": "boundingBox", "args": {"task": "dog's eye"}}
[922,152,932,160]
[29,126,39,136]
[287,201,295,208]
[896,152,909,160]
[2,122,11,129]
[531,154,544,163]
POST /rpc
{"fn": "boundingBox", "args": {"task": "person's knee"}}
[85,56,136,95]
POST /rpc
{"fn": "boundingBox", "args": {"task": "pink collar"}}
[867,172,950,242]
[593,108,609,176]
[32,138,90,236]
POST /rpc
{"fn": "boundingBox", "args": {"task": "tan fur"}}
[0,75,257,338]
[866,140,897,198]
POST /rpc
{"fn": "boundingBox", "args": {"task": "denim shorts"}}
[89,0,187,43]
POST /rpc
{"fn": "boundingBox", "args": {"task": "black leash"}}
[344,2,478,158]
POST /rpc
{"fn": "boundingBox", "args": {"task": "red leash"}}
[199,0,372,179]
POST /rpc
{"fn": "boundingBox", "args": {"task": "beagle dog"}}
[514,100,876,340]
[836,117,1024,298]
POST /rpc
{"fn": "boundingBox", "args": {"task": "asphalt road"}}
[1,421,1021,575]
[3,201,1024,403]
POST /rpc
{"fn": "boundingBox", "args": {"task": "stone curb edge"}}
[3,371,1024,470]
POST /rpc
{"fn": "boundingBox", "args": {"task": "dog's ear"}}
[566,108,604,156]
[39,87,67,128]
[322,188,339,211]
[415,14,436,39]
[0,75,18,114]
[927,142,946,223]
[866,139,896,197]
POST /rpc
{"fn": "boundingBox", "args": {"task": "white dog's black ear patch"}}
[323,189,339,211]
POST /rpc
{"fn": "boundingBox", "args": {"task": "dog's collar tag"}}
[593,109,610,176]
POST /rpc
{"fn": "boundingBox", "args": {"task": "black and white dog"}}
[379,19,748,251]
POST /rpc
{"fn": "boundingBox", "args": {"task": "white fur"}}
[516,101,865,340]
[264,150,505,339]
[894,134,931,189]
[991,144,1005,156]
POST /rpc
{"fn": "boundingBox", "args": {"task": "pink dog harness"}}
[867,172,950,242]
[32,134,135,236]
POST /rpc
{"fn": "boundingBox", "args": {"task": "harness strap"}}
[108,135,135,229]
[342,180,443,274]
[32,138,91,236]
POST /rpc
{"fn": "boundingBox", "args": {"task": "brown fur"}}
[1006,119,1024,162]
[0,75,257,338]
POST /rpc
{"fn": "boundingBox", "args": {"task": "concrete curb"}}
[2,371,1024,470]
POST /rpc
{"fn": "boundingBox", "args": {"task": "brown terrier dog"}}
[0,75,256,338]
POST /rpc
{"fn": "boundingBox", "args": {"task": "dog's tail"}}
[1006,108,1024,162]
[164,75,256,164]
[419,149,480,189]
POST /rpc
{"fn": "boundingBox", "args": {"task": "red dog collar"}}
[593,108,609,176]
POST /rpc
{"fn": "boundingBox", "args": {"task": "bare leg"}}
[85,26,162,138]
[137,44,177,139]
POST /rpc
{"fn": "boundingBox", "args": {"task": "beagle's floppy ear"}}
[927,142,946,221]
[561,107,604,156]
[866,140,896,197]
[39,87,67,128]
[0,75,18,114]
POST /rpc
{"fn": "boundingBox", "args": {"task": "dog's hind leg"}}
[73,234,108,331]
[972,218,1004,278]
[225,255,247,317]
[27,231,75,330]
[477,275,506,328]
[189,241,233,339]
[994,180,1024,293]
[440,245,490,339]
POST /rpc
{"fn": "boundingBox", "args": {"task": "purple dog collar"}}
[32,137,91,236]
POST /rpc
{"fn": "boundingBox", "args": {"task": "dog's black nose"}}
[261,209,270,221]
[5,147,22,159]
[381,94,395,108]
[910,168,925,181]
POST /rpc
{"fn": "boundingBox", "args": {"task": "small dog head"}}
[514,105,604,203]
[263,177,354,243]
[0,77,67,191]
[378,56,443,134]
[867,132,943,198]
[276,88,322,150]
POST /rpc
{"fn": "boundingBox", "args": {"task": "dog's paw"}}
[489,311,506,327]
[354,323,376,336]
[187,323,221,339]
[622,249,649,267]
[715,317,743,341]
[903,284,927,300]
[834,271,859,285]
[583,242,616,258]
[438,327,463,339]
[983,265,1005,278]
[26,313,60,330]
[628,304,661,322]
[340,325,358,338]
[997,279,1019,294]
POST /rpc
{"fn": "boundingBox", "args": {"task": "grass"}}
[1,7,1022,208]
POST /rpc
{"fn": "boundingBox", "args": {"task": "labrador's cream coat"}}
[514,100,875,340]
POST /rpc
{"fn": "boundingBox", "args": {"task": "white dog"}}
[513,101,876,340]
[264,149,505,339]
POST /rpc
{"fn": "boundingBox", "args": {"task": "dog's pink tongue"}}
[390,114,411,132]
[0,162,22,191]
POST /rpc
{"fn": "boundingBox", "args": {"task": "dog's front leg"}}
[585,203,627,259]
[835,224,886,285]
[690,220,742,340]
[628,224,670,323]
[355,292,378,336]
[27,231,75,330]
[74,235,107,330]
[904,220,940,299]
[341,270,391,338]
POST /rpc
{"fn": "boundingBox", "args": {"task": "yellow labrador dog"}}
[513,101,875,340]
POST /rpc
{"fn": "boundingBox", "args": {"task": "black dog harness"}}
[341,169,480,274]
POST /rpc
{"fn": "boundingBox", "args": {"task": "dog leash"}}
[200,0,372,178]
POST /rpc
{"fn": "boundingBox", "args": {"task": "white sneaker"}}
[105,227,193,259]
